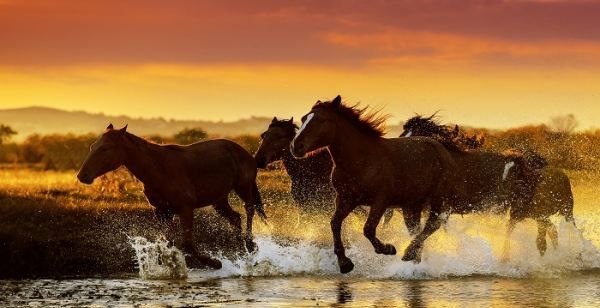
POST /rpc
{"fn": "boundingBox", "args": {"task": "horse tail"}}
[253,182,268,221]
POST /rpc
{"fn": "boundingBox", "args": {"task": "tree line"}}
[0,116,598,171]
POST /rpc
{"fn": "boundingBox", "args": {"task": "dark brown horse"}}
[255,117,336,211]
[291,96,464,273]
[400,115,575,259]
[77,124,266,269]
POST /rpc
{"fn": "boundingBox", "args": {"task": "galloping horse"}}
[77,124,266,269]
[401,115,575,259]
[254,117,395,221]
[291,96,464,273]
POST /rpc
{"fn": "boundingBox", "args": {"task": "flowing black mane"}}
[312,96,388,137]
[267,118,298,138]
[403,114,484,151]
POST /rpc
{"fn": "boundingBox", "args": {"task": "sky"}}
[0,0,599,129]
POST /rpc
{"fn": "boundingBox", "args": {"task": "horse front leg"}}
[364,201,396,255]
[331,195,358,274]
[402,198,449,263]
[180,206,222,269]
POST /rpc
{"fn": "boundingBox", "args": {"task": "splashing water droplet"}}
[128,236,188,280]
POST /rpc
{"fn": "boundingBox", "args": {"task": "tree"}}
[548,114,578,134]
[173,127,207,145]
[0,124,17,144]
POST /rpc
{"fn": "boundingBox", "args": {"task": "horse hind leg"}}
[234,182,263,252]
[214,198,242,232]
[402,206,422,237]
[536,219,550,256]
[501,217,519,262]
[547,221,559,250]
[402,198,448,263]
[363,203,396,255]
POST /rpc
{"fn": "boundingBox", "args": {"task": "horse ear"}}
[106,123,114,131]
[332,95,342,106]
[120,124,128,134]
[289,117,294,123]
[454,125,459,132]
[272,116,278,123]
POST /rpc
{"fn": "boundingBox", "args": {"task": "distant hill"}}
[0,106,404,141]
[0,106,275,141]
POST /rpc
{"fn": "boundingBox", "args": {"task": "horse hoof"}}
[376,244,397,255]
[245,240,257,253]
[338,257,355,274]
[401,244,421,263]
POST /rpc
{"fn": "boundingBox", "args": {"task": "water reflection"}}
[1,273,600,307]
[406,280,425,308]
[336,281,353,304]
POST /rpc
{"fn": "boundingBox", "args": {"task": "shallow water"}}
[2,273,600,307]
[3,218,599,307]
[3,172,600,307]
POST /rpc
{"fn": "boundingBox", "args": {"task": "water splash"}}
[128,215,600,281]
[128,236,188,280]
[205,215,600,279]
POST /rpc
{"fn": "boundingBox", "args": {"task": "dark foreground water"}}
[2,272,600,307]
[2,207,600,307]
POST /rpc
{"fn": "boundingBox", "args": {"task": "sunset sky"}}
[1,0,599,129]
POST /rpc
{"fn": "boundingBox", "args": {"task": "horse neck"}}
[121,135,165,187]
[328,118,380,171]
[281,148,302,174]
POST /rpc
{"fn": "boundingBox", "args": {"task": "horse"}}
[77,124,267,269]
[291,95,464,273]
[400,115,575,259]
[255,117,336,211]
[254,117,395,221]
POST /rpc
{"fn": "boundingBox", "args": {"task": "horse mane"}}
[312,97,388,137]
[123,131,185,151]
[503,148,548,170]
[268,118,298,138]
[403,114,485,151]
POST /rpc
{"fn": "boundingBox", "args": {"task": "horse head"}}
[77,123,129,184]
[255,117,297,168]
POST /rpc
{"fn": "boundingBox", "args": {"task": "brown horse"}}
[400,115,575,259]
[291,95,464,273]
[77,124,266,269]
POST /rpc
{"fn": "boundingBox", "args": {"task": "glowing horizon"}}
[1,0,599,129]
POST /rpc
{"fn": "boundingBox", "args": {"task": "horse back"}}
[168,139,257,197]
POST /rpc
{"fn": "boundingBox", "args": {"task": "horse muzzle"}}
[290,142,307,158]
[255,156,269,169]
[77,172,94,185]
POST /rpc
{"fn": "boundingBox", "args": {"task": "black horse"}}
[255,117,336,211]
[401,115,575,259]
